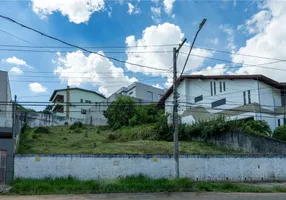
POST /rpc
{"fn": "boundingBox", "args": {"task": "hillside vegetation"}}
[17,124,238,154]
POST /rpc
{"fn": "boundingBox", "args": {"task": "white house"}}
[49,87,106,119]
[159,75,286,131]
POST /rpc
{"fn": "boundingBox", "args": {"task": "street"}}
[2,193,286,200]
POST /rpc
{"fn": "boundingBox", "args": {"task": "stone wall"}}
[14,154,286,181]
[210,131,286,153]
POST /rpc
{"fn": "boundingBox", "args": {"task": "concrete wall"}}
[0,139,15,183]
[14,154,286,181]
[0,71,12,127]
[210,131,286,153]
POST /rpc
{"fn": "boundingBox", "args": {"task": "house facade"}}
[160,75,286,131]
[49,87,106,119]
[114,82,165,102]
[0,71,14,184]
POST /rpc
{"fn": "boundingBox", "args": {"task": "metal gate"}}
[0,150,7,184]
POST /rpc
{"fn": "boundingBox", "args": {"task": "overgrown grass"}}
[9,175,286,195]
[17,125,239,154]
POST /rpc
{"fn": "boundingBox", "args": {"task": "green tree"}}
[273,125,286,141]
[16,104,36,112]
[42,105,53,114]
[103,96,136,129]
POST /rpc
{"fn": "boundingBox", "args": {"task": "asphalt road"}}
[2,193,286,200]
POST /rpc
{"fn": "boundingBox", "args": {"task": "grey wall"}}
[14,154,286,181]
[135,82,164,102]
[0,139,15,183]
[0,71,12,121]
[208,131,286,154]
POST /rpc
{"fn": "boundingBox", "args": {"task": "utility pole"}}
[173,39,186,178]
[12,95,17,138]
[173,19,207,178]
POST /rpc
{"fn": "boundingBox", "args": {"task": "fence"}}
[14,154,286,181]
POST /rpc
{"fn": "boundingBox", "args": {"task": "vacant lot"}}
[17,125,238,154]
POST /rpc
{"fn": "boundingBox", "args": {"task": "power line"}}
[0,14,166,72]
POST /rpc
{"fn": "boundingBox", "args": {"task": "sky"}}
[0,0,286,110]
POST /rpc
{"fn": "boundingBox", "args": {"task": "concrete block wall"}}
[14,154,286,181]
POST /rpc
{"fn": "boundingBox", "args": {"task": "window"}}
[223,82,226,91]
[80,99,83,103]
[214,82,216,95]
[147,91,153,101]
[243,91,246,105]
[85,100,91,103]
[219,82,222,93]
[211,98,226,108]
[158,94,163,99]
[210,82,213,96]
[194,95,203,103]
[284,118,286,125]
[248,90,251,104]
[278,119,281,126]
[81,109,87,115]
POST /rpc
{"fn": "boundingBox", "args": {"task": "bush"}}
[244,120,272,136]
[64,122,69,126]
[69,122,84,130]
[104,96,136,129]
[21,122,30,133]
[34,126,50,134]
[273,125,286,141]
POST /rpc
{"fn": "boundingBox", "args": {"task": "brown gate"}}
[0,150,7,184]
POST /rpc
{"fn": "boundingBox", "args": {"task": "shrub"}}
[104,96,136,129]
[34,126,50,134]
[70,122,84,130]
[244,120,272,136]
[64,122,69,126]
[273,125,286,141]
[21,122,30,133]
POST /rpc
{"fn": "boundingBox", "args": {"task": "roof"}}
[158,74,286,105]
[49,87,106,101]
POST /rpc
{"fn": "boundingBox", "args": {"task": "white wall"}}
[14,154,286,181]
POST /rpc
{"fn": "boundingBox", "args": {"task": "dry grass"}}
[17,125,238,154]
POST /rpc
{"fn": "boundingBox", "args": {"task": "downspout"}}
[257,78,262,120]
[66,86,70,118]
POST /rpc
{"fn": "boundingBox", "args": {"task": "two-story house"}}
[49,87,106,119]
[159,75,286,131]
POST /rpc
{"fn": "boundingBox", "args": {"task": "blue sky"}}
[0,0,285,110]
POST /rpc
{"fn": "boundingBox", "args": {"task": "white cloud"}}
[2,56,30,67]
[125,23,212,87]
[232,0,286,82]
[210,38,219,46]
[237,10,272,34]
[31,0,105,24]
[29,82,47,93]
[219,24,236,51]
[192,64,227,76]
[163,0,175,15]
[9,67,23,75]
[152,84,163,89]
[54,51,137,96]
[151,6,161,23]
[127,2,140,15]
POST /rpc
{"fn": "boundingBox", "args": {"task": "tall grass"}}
[10,175,286,195]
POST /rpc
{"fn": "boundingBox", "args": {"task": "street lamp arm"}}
[180,19,207,77]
